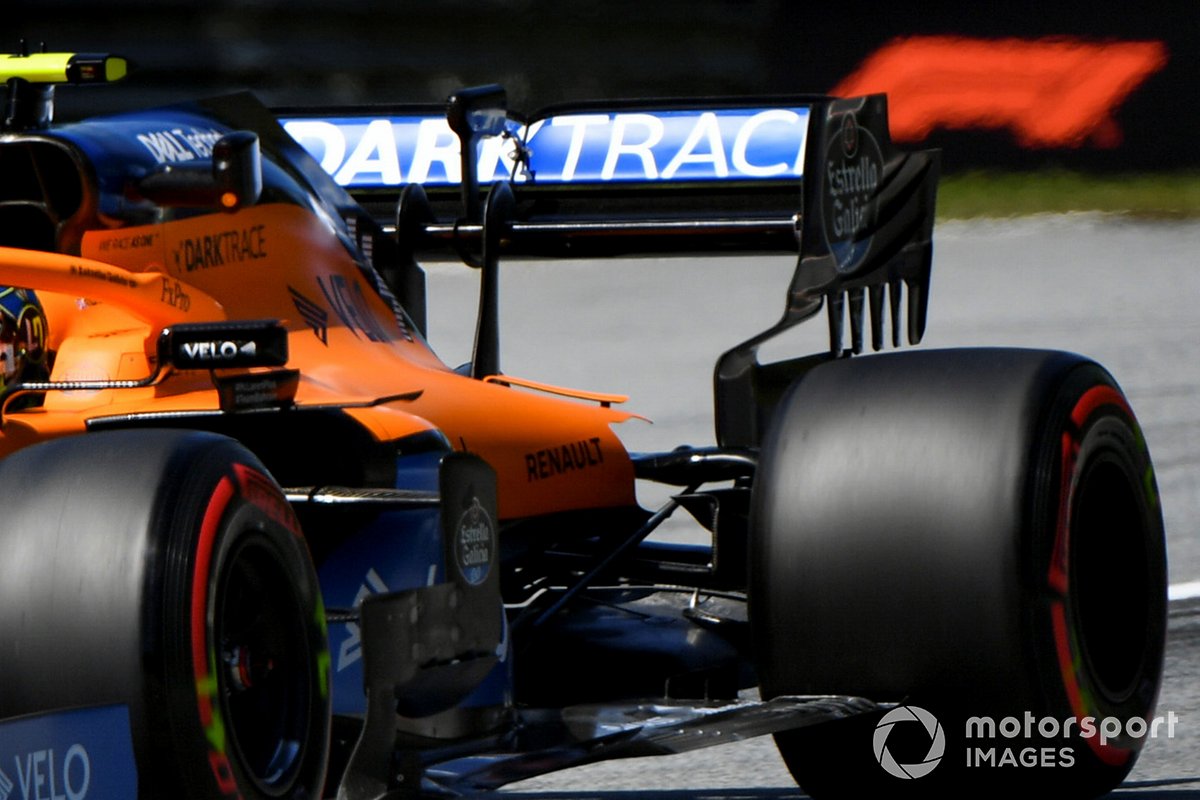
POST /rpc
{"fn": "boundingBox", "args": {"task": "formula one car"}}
[0,51,1166,800]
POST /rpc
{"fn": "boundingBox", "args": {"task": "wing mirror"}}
[136,131,262,213]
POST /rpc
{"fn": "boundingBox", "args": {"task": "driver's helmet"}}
[0,288,47,388]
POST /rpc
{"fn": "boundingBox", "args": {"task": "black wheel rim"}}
[216,536,312,795]
[1071,450,1152,705]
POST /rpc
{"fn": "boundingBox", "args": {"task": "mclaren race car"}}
[0,51,1166,799]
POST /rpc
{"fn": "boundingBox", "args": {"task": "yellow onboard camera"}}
[3,47,128,130]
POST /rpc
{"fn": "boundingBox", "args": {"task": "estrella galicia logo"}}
[455,497,495,586]
[822,111,882,275]
[873,704,946,780]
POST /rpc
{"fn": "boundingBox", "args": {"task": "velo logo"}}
[873,705,946,780]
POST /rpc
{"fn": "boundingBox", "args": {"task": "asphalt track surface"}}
[420,215,1200,797]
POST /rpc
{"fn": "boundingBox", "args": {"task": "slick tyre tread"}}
[750,348,1166,799]
[0,429,330,800]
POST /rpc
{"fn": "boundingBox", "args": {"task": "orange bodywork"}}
[0,202,638,520]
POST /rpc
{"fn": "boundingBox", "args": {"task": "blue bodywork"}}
[0,705,138,800]
[317,451,446,716]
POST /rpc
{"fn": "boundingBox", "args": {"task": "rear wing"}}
[280,91,938,444]
[280,98,815,254]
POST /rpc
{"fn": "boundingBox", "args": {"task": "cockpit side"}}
[0,138,91,254]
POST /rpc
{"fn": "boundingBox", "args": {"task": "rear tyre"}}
[0,429,330,800]
[750,349,1166,798]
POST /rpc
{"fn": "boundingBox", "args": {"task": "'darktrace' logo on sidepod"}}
[873,705,946,779]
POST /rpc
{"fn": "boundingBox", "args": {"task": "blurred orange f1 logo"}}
[832,36,1168,148]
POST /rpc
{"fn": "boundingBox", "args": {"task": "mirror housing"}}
[137,130,262,213]
[212,131,263,211]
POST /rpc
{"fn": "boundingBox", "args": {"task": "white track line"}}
[1168,581,1200,602]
